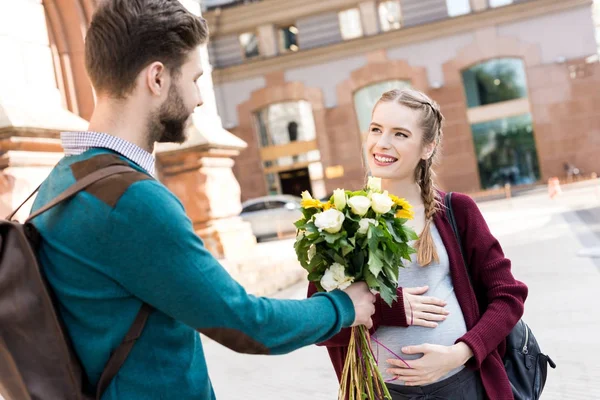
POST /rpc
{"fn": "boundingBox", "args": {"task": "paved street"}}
[203,181,600,399]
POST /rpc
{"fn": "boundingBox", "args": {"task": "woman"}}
[308,88,527,399]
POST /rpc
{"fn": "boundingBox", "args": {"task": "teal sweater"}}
[30,149,354,399]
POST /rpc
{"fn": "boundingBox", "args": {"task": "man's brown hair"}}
[85,0,209,98]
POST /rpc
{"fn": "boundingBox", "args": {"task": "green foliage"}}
[294,188,417,308]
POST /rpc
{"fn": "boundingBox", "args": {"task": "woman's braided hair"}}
[374,88,444,266]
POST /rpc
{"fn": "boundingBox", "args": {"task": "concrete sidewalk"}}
[204,183,600,399]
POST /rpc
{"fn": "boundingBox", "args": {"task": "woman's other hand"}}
[403,286,449,328]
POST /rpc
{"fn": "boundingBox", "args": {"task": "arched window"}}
[353,80,411,136]
[253,101,323,197]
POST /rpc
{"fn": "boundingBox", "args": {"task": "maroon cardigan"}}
[307,192,528,400]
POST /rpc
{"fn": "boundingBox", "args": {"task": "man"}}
[30,1,375,399]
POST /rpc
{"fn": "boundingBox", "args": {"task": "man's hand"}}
[403,286,449,328]
[386,342,473,386]
[343,282,376,329]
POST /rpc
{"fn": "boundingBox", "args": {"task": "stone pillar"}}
[156,144,256,260]
[0,138,64,221]
[258,24,278,57]
[359,1,380,36]
[156,0,257,260]
[0,0,89,219]
[471,0,489,12]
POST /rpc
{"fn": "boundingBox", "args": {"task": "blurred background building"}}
[1,0,599,249]
[203,0,600,201]
[0,0,256,260]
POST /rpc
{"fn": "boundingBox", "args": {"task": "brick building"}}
[204,0,600,201]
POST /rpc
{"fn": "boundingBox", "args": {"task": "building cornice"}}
[210,0,592,84]
[205,0,366,37]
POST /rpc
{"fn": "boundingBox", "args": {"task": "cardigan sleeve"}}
[451,193,528,368]
[307,282,408,348]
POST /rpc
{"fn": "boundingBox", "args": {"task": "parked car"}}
[240,195,303,240]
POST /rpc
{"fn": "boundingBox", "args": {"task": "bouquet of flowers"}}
[294,177,417,400]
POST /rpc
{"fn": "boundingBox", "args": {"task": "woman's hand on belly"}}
[404,286,449,328]
[385,342,474,386]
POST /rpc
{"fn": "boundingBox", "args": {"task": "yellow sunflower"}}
[322,202,334,211]
[390,196,414,220]
[301,198,323,209]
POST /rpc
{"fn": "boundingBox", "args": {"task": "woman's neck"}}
[381,178,423,208]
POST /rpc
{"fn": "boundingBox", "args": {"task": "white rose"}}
[347,196,371,217]
[320,268,338,292]
[333,189,347,211]
[320,263,354,291]
[357,218,379,235]
[314,209,345,234]
[367,176,382,192]
[371,191,394,214]
[301,190,313,200]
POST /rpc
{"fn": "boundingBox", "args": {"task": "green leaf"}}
[378,283,397,307]
[384,218,404,243]
[363,269,380,290]
[367,225,380,253]
[307,270,323,282]
[382,261,399,285]
[350,251,365,278]
[332,252,347,266]
[294,219,307,229]
[368,249,384,278]
[403,224,419,241]
[349,190,368,197]
[322,231,344,244]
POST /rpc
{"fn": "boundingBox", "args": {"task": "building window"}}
[489,0,513,8]
[239,32,259,58]
[254,101,316,148]
[339,8,364,40]
[378,1,402,32]
[446,0,470,17]
[462,58,528,108]
[254,101,323,197]
[471,114,540,189]
[353,80,411,135]
[462,57,539,189]
[279,25,299,53]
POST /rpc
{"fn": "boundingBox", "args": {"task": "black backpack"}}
[0,165,152,400]
[444,192,556,400]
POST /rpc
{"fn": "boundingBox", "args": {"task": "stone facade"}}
[211,0,600,200]
[0,0,259,261]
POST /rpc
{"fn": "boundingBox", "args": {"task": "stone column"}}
[156,0,256,260]
[359,1,380,36]
[471,0,489,12]
[0,0,89,219]
[258,24,278,57]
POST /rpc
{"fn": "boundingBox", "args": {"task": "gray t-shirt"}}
[371,224,467,386]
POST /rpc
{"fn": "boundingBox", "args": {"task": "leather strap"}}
[7,164,154,398]
[443,192,474,288]
[96,303,154,399]
[7,165,135,222]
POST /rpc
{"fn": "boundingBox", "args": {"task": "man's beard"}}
[148,84,192,147]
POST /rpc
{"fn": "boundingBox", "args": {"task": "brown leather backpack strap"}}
[21,165,135,223]
[96,303,153,399]
[6,184,41,221]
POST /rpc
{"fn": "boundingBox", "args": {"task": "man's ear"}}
[146,62,167,96]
